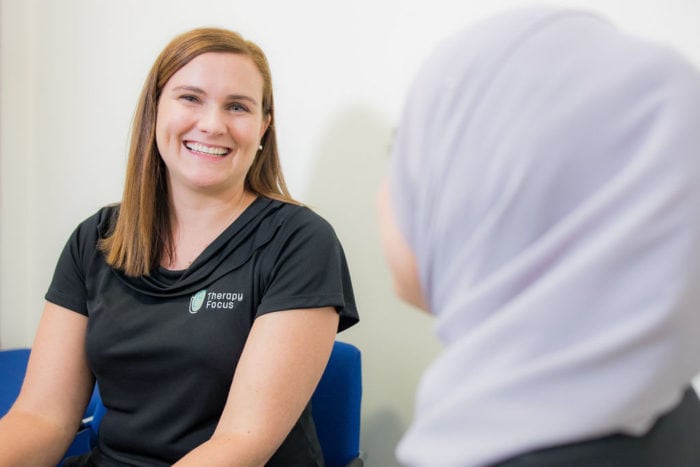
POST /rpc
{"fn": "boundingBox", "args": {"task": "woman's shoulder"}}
[265,200,336,236]
[71,204,120,243]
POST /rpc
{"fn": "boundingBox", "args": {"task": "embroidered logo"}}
[189,289,244,314]
[189,289,207,314]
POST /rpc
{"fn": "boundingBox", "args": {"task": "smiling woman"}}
[155,53,269,199]
[153,52,272,270]
[0,27,359,467]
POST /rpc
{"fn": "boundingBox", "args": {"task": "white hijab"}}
[390,7,700,466]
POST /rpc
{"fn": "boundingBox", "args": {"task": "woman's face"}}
[377,179,428,311]
[155,52,270,197]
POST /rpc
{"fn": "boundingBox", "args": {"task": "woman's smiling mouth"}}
[184,141,231,157]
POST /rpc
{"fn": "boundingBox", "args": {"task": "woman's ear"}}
[260,114,271,140]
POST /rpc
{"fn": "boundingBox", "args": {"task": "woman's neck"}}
[162,188,256,270]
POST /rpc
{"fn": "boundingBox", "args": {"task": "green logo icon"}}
[189,289,207,314]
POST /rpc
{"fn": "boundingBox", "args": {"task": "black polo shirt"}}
[46,197,359,466]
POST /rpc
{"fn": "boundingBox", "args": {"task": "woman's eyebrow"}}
[171,85,205,94]
[224,94,259,106]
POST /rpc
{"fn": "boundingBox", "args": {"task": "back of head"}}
[391,10,700,464]
[390,7,700,330]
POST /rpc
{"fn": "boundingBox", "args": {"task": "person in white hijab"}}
[378,6,700,467]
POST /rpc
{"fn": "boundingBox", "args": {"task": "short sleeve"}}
[257,207,359,332]
[45,209,105,316]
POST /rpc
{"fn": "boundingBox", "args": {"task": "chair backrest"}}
[311,340,363,467]
[0,348,31,417]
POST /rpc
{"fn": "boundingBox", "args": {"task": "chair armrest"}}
[345,457,364,467]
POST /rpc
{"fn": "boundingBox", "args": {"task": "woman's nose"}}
[197,106,226,135]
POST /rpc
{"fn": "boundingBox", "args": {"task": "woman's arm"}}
[0,302,94,467]
[174,306,339,467]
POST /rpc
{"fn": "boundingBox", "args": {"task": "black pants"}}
[494,387,700,467]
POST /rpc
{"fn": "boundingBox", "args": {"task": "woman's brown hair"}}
[99,27,296,276]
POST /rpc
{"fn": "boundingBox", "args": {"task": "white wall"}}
[1,1,699,465]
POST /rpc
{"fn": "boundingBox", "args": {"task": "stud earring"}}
[258,144,263,151]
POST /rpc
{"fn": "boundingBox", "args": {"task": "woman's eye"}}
[228,103,249,112]
[179,95,199,103]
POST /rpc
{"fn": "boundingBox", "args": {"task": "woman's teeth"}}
[186,142,229,156]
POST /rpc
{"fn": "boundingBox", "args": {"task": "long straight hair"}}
[99,28,296,277]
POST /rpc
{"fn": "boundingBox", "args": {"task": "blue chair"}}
[0,348,31,417]
[312,340,364,467]
[73,341,364,466]
[1,341,364,466]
